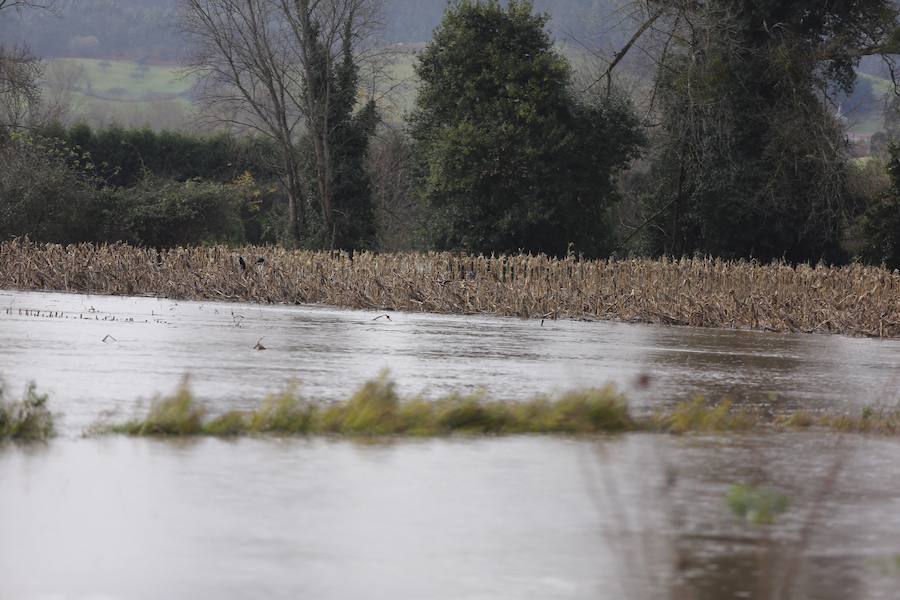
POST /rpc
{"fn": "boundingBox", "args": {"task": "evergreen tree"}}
[643,0,900,263]
[410,0,642,257]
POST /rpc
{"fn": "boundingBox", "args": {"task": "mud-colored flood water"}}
[3,290,900,599]
[3,290,900,435]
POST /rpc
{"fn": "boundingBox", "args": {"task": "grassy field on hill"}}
[40,54,891,137]
[43,58,196,129]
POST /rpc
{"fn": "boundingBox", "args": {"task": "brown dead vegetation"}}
[3,239,900,337]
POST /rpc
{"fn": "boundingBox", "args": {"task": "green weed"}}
[247,387,317,434]
[0,382,54,441]
[727,484,790,525]
[104,375,633,438]
[823,405,900,435]
[111,379,205,436]
[658,398,758,434]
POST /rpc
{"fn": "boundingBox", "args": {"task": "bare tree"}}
[0,45,41,129]
[0,0,56,131]
[39,60,85,125]
[181,0,381,247]
[0,0,54,11]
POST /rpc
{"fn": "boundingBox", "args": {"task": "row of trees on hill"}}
[5,0,900,267]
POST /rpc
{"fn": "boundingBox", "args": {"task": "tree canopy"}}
[410,0,643,257]
[639,0,900,263]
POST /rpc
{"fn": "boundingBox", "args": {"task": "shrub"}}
[0,382,55,441]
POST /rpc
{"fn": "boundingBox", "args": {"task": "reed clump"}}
[821,405,900,435]
[111,379,205,436]
[34,374,900,439]
[657,398,759,434]
[5,238,900,337]
[102,374,636,438]
[0,381,54,441]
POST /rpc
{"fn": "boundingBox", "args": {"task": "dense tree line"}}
[0,128,283,247]
[4,0,900,267]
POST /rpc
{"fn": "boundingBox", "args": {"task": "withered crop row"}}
[3,239,899,337]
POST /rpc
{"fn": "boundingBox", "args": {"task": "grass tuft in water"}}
[204,411,249,436]
[98,375,900,439]
[111,379,205,436]
[320,374,406,435]
[0,381,54,441]
[105,374,634,438]
[246,386,317,434]
[726,484,790,525]
[821,405,900,435]
[657,398,758,434]
[778,411,817,429]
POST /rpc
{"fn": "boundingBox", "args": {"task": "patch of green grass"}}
[50,58,195,100]
[778,411,817,429]
[0,382,54,441]
[102,373,635,438]
[246,386,317,434]
[110,379,205,436]
[726,484,790,525]
[822,405,900,435]
[82,374,900,440]
[657,398,758,434]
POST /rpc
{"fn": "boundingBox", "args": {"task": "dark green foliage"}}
[298,16,378,251]
[859,145,900,268]
[410,0,643,258]
[0,133,103,244]
[326,40,378,251]
[0,127,288,247]
[328,100,378,251]
[107,177,245,248]
[643,0,900,264]
[37,122,277,187]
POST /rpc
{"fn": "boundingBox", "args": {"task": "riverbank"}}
[3,239,899,337]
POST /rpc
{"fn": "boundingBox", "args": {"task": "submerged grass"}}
[101,373,636,438]
[658,398,758,434]
[0,381,54,441]
[821,405,900,435]
[26,373,900,440]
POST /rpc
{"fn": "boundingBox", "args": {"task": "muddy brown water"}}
[3,290,900,599]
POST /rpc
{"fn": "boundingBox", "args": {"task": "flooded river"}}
[3,290,900,599]
[3,290,900,435]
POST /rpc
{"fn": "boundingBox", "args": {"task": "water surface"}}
[2,290,900,436]
[4,290,900,599]
[3,434,900,599]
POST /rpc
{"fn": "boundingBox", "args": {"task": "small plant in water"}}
[0,381,54,441]
[112,378,205,436]
[659,398,757,434]
[726,484,790,525]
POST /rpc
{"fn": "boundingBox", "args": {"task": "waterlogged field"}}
[4,289,900,598]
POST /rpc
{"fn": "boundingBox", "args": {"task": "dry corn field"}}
[2,239,900,337]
